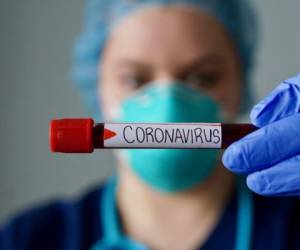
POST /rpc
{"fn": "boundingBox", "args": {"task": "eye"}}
[120,73,148,90]
[186,72,219,90]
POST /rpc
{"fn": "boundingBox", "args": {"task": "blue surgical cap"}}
[71,0,259,121]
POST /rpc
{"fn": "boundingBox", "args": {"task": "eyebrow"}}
[114,54,225,72]
[114,60,153,71]
[184,55,225,72]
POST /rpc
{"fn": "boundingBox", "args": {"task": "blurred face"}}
[99,6,242,120]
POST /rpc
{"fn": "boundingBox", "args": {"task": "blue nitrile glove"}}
[223,74,300,196]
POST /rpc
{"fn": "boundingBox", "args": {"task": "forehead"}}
[104,6,236,66]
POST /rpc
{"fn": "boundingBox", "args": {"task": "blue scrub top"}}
[1,177,300,250]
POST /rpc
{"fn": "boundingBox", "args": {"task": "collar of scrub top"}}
[90,175,253,250]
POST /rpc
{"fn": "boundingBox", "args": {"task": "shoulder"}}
[253,194,300,222]
[252,195,300,250]
[0,182,106,250]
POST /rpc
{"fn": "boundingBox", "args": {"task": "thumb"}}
[250,74,300,127]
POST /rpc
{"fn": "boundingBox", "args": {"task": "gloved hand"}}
[222,74,300,196]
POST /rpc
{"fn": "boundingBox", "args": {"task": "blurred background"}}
[0,0,299,223]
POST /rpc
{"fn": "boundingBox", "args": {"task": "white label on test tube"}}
[104,123,222,148]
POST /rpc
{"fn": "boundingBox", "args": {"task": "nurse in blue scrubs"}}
[1,0,300,249]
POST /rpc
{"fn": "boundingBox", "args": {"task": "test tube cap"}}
[50,118,94,153]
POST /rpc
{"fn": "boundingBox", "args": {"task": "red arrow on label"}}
[104,128,117,140]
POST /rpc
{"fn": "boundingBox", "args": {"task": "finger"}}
[222,113,300,174]
[250,74,300,127]
[246,155,300,196]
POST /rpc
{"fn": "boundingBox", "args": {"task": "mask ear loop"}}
[100,85,123,122]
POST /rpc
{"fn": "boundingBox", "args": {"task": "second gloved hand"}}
[222,74,300,196]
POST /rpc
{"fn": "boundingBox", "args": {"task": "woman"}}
[1,0,300,249]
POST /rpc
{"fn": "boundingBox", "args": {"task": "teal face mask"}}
[116,82,222,193]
